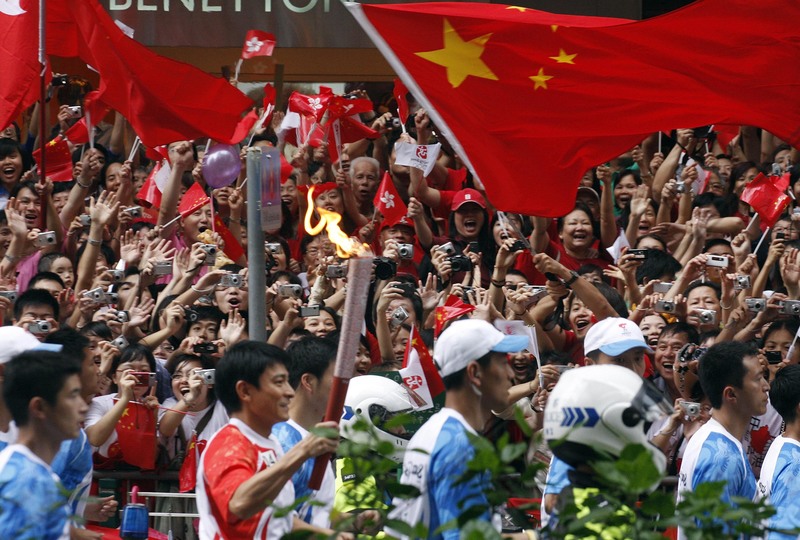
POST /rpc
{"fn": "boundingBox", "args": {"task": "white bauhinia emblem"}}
[245,37,264,54]
[380,192,395,208]
[0,0,26,15]
[308,97,322,110]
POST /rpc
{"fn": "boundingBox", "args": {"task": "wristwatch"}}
[563,271,580,288]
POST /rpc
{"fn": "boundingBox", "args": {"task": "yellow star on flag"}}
[550,48,577,64]
[506,6,527,11]
[416,19,499,89]
[530,68,553,90]
[47,139,58,147]
[121,408,130,417]
[551,25,559,32]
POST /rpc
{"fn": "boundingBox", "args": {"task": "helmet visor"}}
[632,378,674,429]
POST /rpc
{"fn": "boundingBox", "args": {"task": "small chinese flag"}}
[178,432,207,493]
[241,30,276,59]
[136,161,165,209]
[114,401,158,470]
[399,326,444,410]
[63,119,89,145]
[32,136,74,182]
[178,182,210,218]
[213,214,246,262]
[434,295,475,337]
[740,173,791,228]
[373,172,407,226]
[393,78,410,125]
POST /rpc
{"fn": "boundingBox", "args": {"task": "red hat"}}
[380,214,416,233]
[451,188,487,211]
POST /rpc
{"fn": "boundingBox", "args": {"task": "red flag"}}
[178,182,210,218]
[213,214,245,262]
[31,136,73,182]
[178,432,207,493]
[136,161,165,209]
[0,0,38,131]
[114,401,158,470]
[63,120,89,145]
[393,78,410,125]
[773,172,791,194]
[399,326,444,410]
[241,30,276,59]
[46,0,254,147]
[263,83,276,112]
[288,87,333,124]
[740,173,791,228]
[349,0,800,217]
[145,145,170,163]
[434,294,475,337]
[373,171,407,225]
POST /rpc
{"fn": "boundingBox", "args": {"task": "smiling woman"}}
[0,138,30,198]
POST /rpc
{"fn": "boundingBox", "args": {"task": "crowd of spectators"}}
[1,74,799,538]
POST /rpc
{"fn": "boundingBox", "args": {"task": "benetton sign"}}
[104,0,404,48]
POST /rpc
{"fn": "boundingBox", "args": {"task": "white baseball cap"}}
[584,317,652,357]
[434,319,528,377]
[0,327,62,365]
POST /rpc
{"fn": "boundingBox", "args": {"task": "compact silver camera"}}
[397,243,414,259]
[67,106,82,118]
[28,320,51,334]
[0,291,17,302]
[219,273,243,288]
[745,297,766,312]
[705,255,729,268]
[278,284,302,298]
[389,306,409,327]
[299,305,320,318]
[111,336,129,348]
[696,309,717,324]
[79,214,91,227]
[153,261,172,275]
[655,300,676,314]
[116,310,130,323]
[653,282,673,294]
[104,292,119,304]
[201,244,217,265]
[780,300,800,316]
[197,368,215,385]
[109,269,124,283]
[734,275,751,291]
[265,242,281,254]
[325,265,346,279]
[35,231,57,247]
[122,206,142,218]
[83,287,105,303]
[520,285,548,305]
[436,242,456,256]
[679,400,701,418]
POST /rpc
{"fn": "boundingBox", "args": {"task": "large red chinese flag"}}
[46,0,254,148]
[349,0,800,217]
[740,173,791,228]
[0,0,38,130]
[114,401,158,470]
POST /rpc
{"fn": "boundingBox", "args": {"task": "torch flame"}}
[304,186,369,258]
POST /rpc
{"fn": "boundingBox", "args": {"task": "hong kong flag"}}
[348,0,800,217]
[241,30,276,59]
[399,326,444,411]
[373,171,407,225]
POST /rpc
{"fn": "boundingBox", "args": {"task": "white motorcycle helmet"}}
[544,365,672,485]
[340,375,414,463]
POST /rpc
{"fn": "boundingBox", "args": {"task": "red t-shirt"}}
[197,418,295,540]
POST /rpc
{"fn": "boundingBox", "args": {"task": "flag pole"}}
[38,0,47,230]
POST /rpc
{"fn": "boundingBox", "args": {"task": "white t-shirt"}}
[756,434,800,539]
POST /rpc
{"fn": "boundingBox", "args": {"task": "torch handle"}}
[308,376,350,490]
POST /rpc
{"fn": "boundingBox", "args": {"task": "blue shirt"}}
[677,418,756,539]
[51,429,93,517]
[387,408,498,540]
[0,444,70,539]
[757,435,800,539]
[273,419,334,528]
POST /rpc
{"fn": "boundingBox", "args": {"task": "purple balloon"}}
[202,144,240,188]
